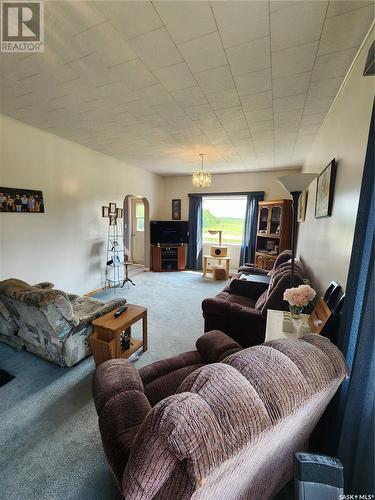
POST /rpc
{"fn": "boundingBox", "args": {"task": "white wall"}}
[160,168,301,221]
[297,31,374,295]
[0,114,164,294]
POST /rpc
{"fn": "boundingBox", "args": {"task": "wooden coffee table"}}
[90,304,147,366]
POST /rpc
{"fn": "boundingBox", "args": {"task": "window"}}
[135,203,144,232]
[202,196,247,245]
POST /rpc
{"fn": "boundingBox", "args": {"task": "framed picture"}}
[116,207,123,218]
[109,202,116,214]
[0,187,45,213]
[109,214,117,225]
[315,159,337,218]
[297,190,308,222]
[172,199,181,220]
[102,206,109,218]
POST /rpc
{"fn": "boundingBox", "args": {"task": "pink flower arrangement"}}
[283,284,316,308]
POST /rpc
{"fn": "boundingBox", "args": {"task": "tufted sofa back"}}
[120,334,347,500]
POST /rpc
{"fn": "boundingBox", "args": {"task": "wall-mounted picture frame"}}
[116,207,123,218]
[297,190,308,222]
[172,199,181,220]
[102,206,109,218]
[315,159,337,218]
[109,214,117,226]
[0,187,45,213]
[109,202,116,214]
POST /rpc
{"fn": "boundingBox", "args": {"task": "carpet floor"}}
[0,271,224,500]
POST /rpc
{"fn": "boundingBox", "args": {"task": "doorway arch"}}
[123,195,150,270]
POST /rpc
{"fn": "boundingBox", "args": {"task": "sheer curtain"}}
[187,195,203,270]
[239,192,264,266]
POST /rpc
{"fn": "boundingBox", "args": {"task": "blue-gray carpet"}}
[0,271,224,500]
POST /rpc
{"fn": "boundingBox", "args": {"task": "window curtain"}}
[187,195,203,270]
[240,192,264,266]
[334,103,374,494]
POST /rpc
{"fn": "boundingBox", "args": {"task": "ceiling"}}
[0,1,373,175]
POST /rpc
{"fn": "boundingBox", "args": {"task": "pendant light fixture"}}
[192,153,211,188]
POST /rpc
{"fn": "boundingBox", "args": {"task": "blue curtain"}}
[240,192,264,265]
[333,103,374,494]
[187,195,203,270]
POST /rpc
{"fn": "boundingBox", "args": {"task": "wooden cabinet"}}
[255,199,292,269]
[152,245,186,272]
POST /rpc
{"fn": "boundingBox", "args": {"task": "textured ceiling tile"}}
[141,84,173,105]
[95,1,162,40]
[303,97,333,115]
[326,1,372,17]
[318,6,374,55]
[235,68,272,96]
[108,58,158,89]
[74,22,136,67]
[307,77,342,100]
[184,104,216,120]
[245,107,273,123]
[45,1,107,35]
[311,47,357,81]
[272,41,319,78]
[240,91,272,112]
[206,89,241,110]
[226,37,270,76]
[271,1,327,51]
[272,72,311,98]
[152,101,185,119]
[274,109,303,124]
[212,1,270,48]
[127,27,183,71]
[171,86,208,107]
[249,120,274,133]
[195,65,235,93]
[178,32,227,74]
[221,117,248,132]
[274,93,307,113]
[300,112,326,126]
[154,1,216,44]
[154,63,196,91]
[215,106,244,122]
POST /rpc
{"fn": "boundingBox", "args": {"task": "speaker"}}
[210,246,228,257]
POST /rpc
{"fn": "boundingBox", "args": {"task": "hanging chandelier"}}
[192,153,211,187]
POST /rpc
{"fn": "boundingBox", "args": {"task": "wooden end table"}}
[90,304,147,366]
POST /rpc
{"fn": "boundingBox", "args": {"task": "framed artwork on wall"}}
[172,199,181,220]
[102,206,109,217]
[109,202,116,214]
[315,159,337,218]
[297,190,308,222]
[0,187,45,213]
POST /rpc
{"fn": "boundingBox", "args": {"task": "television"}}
[150,220,189,244]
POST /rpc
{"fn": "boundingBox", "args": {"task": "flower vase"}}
[289,305,303,320]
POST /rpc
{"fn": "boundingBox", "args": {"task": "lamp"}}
[276,173,318,284]
[192,153,211,188]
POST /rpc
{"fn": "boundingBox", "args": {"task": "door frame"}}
[130,198,145,264]
[123,195,150,270]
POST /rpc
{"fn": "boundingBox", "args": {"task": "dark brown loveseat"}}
[93,331,348,499]
[202,261,305,348]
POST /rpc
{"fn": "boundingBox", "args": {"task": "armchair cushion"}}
[70,295,126,324]
[229,275,269,299]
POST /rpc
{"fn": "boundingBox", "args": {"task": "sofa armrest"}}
[93,359,152,486]
[238,264,268,275]
[229,278,269,298]
[196,330,242,363]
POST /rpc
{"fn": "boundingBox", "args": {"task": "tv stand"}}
[152,244,186,272]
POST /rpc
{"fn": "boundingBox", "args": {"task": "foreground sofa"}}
[93,331,347,500]
[202,261,305,348]
[0,278,125,366]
